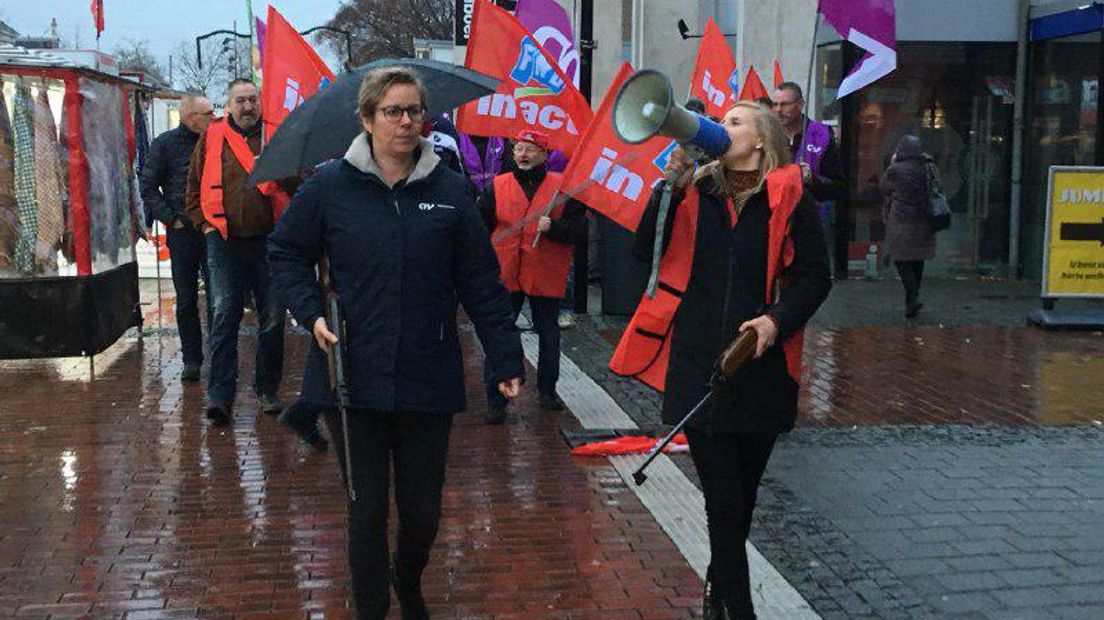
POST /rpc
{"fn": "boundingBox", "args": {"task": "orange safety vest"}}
[199,119,291,239]
[491,171,573,298]
[609,164,806,392]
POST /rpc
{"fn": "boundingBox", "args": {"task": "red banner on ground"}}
[556,62,672,232]
[687,18,738,119]
[261,6,335,133]
[456,0,592,156]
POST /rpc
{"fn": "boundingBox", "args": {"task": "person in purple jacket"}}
[770,82,844,203]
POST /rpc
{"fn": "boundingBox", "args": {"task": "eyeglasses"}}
[513,143,543,154]
[771,99,800,109]
[378,104,426,123]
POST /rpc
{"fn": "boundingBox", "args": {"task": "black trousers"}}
[895,260,925,307]
[485,293,561,408]
[323,409,453,620]
[686,427,778,618]
[164,225,209,366]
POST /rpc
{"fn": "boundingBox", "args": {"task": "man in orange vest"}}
[480,130,586,424]
[185,78,294,426]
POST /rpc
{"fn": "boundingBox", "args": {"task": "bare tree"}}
[113,39,168,86]
[319,0,453,66]
[173,37,253,101]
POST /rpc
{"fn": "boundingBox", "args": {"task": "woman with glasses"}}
[268,66,524,620]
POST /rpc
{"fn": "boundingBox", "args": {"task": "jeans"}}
[895,260,925,308]
[686,428,777,618]
[323,409,453,620]
[165,225,210,366]
[485,293,560,409]
[204,233,284,407]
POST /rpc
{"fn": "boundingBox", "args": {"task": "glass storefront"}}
[1022,31,1101,280]
[818,42,1017,276]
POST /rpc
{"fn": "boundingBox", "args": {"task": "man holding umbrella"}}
[268,66,524,620]
[185,79,294,425]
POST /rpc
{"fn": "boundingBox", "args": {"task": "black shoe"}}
[181,363,201,383]
[485,405,507,425]
[538,393,564,411]
[391,559,429,620]
[278,407,328,452]
[905,302,923,319]
[259,393,284,415]
[702,579,720,620]
[205,404,232,427]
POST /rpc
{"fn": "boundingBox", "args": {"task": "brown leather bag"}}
[716,329,758,380]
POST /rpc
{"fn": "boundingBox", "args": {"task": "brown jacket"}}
[185,117,277,238]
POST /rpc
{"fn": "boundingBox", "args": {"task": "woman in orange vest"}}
[617,101,831,619]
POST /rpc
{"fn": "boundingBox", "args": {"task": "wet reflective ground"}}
[0,290,703,619]
[799,325,1104,427]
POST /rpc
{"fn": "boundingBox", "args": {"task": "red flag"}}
[773,59,784,89]
[261,6,335,133]
[738,66,769,102]
[456,0,592,156]
[90,0,105,38]
[687,18,738,119]
[556,62,671,232]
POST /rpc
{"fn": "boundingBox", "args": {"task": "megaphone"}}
[612,69,731,159]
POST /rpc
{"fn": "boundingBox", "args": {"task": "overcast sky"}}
[2,0,346,70]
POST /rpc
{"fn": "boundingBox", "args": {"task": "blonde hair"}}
[695,101,792,210]
[356,66,428,120]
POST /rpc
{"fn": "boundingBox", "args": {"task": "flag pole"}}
[797,10,821,165]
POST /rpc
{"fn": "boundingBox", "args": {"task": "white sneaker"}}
[558,311,576,330]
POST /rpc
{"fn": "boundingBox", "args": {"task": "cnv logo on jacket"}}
[510,36,566,98]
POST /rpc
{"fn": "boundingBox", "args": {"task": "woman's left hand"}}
[738,315,779,358]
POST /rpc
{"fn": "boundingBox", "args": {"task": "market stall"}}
[0,46,149,358]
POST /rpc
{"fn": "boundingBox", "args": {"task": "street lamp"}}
[677,18,737,40]
[195,29,251,70]
[299,25,353,71]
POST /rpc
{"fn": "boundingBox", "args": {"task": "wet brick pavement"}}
[0,285,703,619]
[562,277,1104,619]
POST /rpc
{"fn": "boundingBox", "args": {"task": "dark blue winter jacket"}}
[268,134,524,414]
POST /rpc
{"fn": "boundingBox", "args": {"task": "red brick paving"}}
[798,326,1104,427]
[0,301,703,618]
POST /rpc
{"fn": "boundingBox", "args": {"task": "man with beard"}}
[185,79,294,425]
[479,130,586,424]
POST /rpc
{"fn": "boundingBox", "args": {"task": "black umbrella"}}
[248,58,500,185]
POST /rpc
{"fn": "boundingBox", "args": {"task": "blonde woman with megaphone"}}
[613,100,832,619]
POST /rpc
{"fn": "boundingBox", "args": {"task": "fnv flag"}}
[261,5,335,132]
[687,18,738,119]
[557,62,670,232]
[456,0,592,156]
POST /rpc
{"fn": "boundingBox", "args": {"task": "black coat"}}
[139,124,200,226]
[633,176,831,435]
[268,136,524,414]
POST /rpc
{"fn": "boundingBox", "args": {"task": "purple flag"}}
[255,17,266,58]
[818,0,896,97]
[515,0,579,87]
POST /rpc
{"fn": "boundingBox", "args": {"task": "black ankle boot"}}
[702,579,723,620]
[390,559,429,620]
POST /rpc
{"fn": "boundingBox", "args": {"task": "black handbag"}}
[925,161,951,232]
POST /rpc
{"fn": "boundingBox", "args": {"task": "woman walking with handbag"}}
[883,135,940,319]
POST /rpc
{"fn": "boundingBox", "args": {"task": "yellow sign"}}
[1044,167,1104,297]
